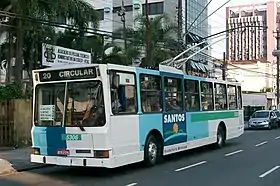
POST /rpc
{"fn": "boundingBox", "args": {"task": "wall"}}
[13,99,32,146]
[227,61,274,92]
[0,99,32,147]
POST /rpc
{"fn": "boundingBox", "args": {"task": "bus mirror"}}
[112,74,120,89]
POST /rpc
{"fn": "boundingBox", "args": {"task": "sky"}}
[208,0,273,59]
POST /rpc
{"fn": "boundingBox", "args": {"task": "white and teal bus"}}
[31,63,244,168]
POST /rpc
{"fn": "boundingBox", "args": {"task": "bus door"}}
[109,70,139,154]
[160,72,187,146]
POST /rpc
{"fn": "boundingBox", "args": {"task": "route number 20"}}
[42,72,51,80]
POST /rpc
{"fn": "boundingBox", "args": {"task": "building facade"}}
[87,0,210,64]
[225,1,276,63]
[225,1,278,94]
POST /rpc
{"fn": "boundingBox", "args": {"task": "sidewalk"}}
[0,147,47,175]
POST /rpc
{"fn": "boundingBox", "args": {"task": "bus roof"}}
[33,63,241,86]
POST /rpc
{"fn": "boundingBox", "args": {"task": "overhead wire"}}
[0,2,274,79]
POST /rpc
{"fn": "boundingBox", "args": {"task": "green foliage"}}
[0,83,30,100]
[115,14,181,66]
[0,0,100,79]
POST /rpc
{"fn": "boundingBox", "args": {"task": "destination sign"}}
[38,67,97,82]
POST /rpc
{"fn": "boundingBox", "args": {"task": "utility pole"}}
[222,52,227,81]
[276,31,280,106]
[118,1,127,51]
[145,0,150,66]
[177,0,183,43]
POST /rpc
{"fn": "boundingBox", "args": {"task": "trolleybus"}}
[31,63,244,168]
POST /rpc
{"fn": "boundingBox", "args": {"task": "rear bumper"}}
[31,154,113,168]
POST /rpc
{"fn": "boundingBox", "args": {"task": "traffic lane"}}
[1,129,279,186]
[244,128,280,141]
[0,143,244,186]
[138,134,280,186]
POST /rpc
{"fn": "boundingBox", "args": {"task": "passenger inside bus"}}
[166,99,181,110]
[111,85,136,114]
[111,91,122,113]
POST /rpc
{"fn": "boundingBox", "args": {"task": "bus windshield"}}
[34,81,105,127]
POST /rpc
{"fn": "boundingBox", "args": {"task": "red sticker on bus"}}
[57,149,70,155]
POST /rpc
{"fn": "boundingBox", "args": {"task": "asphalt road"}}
[1,129,280,186]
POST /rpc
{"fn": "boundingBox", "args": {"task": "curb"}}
[17,164,53,172]
[0,161,53,176]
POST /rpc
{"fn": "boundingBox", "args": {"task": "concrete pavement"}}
[0,129,280,186]
[0,147,47,175]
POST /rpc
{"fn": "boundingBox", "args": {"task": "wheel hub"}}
[148,142,157,161]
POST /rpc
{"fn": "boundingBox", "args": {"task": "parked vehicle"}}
[248,110,278,130]
[273,110,280,127]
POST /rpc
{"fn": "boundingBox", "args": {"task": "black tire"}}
[143,135,162,167]
[268,123,272,130]
[215,125,226,148]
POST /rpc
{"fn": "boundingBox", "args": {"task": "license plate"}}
[57,149,70,155]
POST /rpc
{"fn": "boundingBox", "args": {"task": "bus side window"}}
[214,83,227,110]
[164,77,183,111]
[237,86,242,109]
[184,79,200,111]
[140,74,162,113]
[228,85,237,110]
[111,72,137,114]
[200,81,214,111]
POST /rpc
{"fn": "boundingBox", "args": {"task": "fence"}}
[0,100,15,146]
[0,99,32,147]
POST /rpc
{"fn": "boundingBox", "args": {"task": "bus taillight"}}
[94,150,109,158]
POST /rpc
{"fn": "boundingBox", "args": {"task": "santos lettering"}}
[164,114,185,123]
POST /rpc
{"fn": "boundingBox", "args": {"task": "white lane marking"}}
[125,183,138,186]
[259,166,280,178]
[275,136,280,140]
[255,141,268,147]
[225,150,243,157]
[175,161,207,172]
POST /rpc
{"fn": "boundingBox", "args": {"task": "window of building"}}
[113,5,133,13]
[164,77,183,111]
[228,85,237,109]
[57,15,66,24]
[110,71,137,114]
[140,74,162,113]
[200,81,214,111]
[142,2,164,15]
[237,86,242,109]
[214,83,227,110]
[185,79,200,111]
[97,9,104,20]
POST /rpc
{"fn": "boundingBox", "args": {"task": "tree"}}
[1,0,99,82]
[117,14,180,67]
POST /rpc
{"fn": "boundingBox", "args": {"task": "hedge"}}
[0,83,31,100]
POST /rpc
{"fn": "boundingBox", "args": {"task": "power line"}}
[189,0,231,33]
[186,0,213,32]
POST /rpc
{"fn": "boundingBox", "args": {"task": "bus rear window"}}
[34,83,65,126]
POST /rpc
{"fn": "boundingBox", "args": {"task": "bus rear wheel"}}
[144,135,161,167]
[216,125,226,148]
